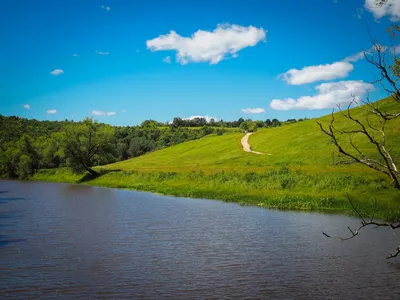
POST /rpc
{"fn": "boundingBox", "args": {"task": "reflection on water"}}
[0,179,399,299]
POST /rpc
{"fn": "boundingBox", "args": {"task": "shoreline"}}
[20,167,400,221]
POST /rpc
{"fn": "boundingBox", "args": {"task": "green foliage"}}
[61,118,115,174]
[0,114,219,178]
[239,121,258,132]
[140,120,159,129]
[0,134,40,179]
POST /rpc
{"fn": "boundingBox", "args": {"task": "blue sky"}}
[1,0,399,125]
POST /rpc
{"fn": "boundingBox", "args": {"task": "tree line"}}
[0,115,293,179]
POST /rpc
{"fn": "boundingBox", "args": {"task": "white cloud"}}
[101,5,111,11]
[73,54,79,57]
[96,50,110,55]
[47,109,57,114]
[184,115,218,122]
[364,0,400,21]
[280,62,354,85]
[242,108,265,114]
[270,80,372,110]
[50,69,64,76]
[280,47,372,86]
[92,110,105,116]
[146,23,266,65]
[92,110,116,116]
[23,104,30,110]
[342,51,366,63]
[163,56,172,63]
[122,109,127,113]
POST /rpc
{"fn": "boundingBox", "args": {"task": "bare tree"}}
[317,37,400,189]
[318,25,400,258]
[322,194,400,259]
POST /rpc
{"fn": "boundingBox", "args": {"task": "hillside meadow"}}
[32,98,400,220]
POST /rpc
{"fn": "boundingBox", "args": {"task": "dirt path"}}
[241,132,265,155]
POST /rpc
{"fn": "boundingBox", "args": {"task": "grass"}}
[32,167,400,220]
[31,98,400,221]
[250,99,400,169]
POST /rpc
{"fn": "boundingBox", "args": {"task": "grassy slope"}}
[33,98,400,220]
[250,99,400,171]
[107,98,400,174]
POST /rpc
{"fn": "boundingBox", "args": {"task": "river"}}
[0,180,399,299]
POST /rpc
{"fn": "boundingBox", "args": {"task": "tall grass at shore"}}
[33,167,400,221]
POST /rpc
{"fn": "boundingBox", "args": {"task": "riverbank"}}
[31,167,400,221]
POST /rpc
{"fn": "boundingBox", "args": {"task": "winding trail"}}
[241,132,266,155]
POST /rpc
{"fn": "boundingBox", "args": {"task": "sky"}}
[1,0,400,125]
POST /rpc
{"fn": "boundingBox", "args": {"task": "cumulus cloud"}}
[47,109,57,114]
[280,62,354,85]
[23,104,30,110]
[92,110,116,116]
[146,24,266,65]
[184,115,218,122]
[101,5,111,11]
[280,47,373,86]
[242,108,265,114]
[50,69,64,76]
[163,56,172,63]
[96,50,110,55]
[270,80,372,110]
[364,0,400,21]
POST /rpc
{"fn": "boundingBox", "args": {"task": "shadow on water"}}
[76,169,121,183]
[387,261,400,271]
[0,197,26,204]
[0,207,25,247]
[0,235,25,247]
[0,210,24,219]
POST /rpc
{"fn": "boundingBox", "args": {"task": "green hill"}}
[250,99,400,170]
[33,98,400,220]
[104,97,400,174]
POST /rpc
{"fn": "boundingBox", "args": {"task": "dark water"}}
[0,180,399,299]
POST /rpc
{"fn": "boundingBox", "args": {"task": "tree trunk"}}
[83,164,98,177]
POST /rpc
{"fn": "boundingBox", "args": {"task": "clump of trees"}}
[0,116,237,179]
[0,112,290,179]
[61,118,115,176]
[170,117,283,129]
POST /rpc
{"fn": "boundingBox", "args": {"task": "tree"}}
[172,117,184,128]
[140,120,158,129]
[61,118,115,176]
[319,24,400,258]
[271,118,281,127]
[318,39,400,189]
[239,121,258,132]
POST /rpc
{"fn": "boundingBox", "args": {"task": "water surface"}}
[0,180,399,299]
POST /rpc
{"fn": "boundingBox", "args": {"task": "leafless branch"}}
[322,195,400,259]
[317,61,400,188]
